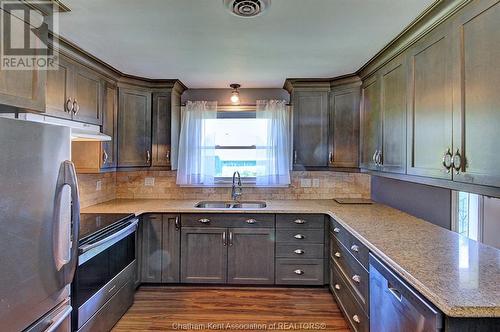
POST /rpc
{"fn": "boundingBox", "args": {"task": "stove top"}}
[79,213,135,241]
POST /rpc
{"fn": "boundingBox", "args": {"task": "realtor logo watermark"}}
[0,0,59,70]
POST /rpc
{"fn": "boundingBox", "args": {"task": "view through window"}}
[455,191,480,241]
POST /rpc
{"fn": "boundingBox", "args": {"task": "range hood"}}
[17,113,111,141]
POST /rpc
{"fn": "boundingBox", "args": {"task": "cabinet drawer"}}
[330,262,369,332]
[276,229,324,244]
[276,243,324,259]
[330,218,369,269]
[330,236,369,312]
[276,214,324,229]
[182,214,275,228]
[275,259,323,285]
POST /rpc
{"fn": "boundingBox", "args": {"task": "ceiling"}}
[59,0,436,88]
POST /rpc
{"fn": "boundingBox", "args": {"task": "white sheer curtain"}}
[176,101,217,186]
[256,100,291,186]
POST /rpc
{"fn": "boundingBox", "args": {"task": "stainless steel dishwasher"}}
[369,253,443,332]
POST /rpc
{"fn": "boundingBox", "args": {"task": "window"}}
[205,112,267,180]
[453,191,482,242]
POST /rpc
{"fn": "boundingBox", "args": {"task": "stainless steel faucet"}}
[231,171,242,202]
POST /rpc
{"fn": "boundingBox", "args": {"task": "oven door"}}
[73,219,138,331]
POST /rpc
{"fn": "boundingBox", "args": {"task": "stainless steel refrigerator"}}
[0,117,80,331]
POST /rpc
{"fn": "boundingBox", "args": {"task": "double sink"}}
[195,201,267,209]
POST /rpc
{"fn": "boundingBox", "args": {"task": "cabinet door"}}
[141,215,163,283]
[161,214,180,283]
[329,86,360,168]
[101,82,117,169]
[72,65,102,125]
[293,90,329,168]
[407,23,453,179]
[360,74,381,170]
[117,88,152,167]
[180,227,227,284]
[0,11,45,112]
[227,228,274,285]
[46,56,73,119]
[152,92,171,168]
[380,55,407,174]
[452,0,500,187]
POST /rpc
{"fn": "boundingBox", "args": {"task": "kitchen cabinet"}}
[227,228,275,284]
[180,214,276,284]
[292,89,330,168]
[117,87,152,168]
[451,0,500,187]
[360,74,381,171]
[328,82,360,168]
[152,92,172,167]
[407,22,454,179]
[0,10,46,113]
[141,214,180,283]
[180,227,228,284]
[379,54,407,174]
[46,56,103,125]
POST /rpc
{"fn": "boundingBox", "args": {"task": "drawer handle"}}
[334,284,341,290]
[246,218,257,224]
[199,218,211,224]
[293,219,306,224]
[294,249,304,255]
[352,315,361,324]
[352,275,361,283]
[350,244,359,252]
[334,252,341,258]
[333,227,340,233]
[294,269,304,275]
[294,234,305,239]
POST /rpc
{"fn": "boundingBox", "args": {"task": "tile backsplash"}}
[78,171,370,208]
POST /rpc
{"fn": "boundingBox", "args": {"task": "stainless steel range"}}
[73,213,138,332]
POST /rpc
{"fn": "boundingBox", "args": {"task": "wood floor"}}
[112,286,350,332]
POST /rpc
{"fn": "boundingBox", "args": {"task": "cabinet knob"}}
[174,216,180,230]
[198,218,210,224]
[334,284,341,290]
[245,218,257,224]
[102,150,108,164]
[72,99,79,114]
[294,234,305,239]
[334,252,341,258]
[293,219,306,224]
[293,150,298,164]
[329,152,334,164]
[166,150,170,161]
[350,244,359,252]
[294,269,304,275]
[222,231,227,246]
[294,249,304,255]
[442,148,453,172]
[452,149,462,174]
[333,227,340,233]
[66,98,73,113]
[146,150,151,164]
[352,275,361,283]
[352,315,361,324]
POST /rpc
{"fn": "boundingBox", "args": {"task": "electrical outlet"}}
[144,177,155,187]
[96,180,102,191]
[300,179,312,188]
[312,178,320,187]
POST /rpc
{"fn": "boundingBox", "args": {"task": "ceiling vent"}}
[223,0,270,18]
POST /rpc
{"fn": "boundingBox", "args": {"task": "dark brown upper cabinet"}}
[407,22,454,180]
[450,0,500,188]
[152,92,172,167]
[117,86,152,168]
[0,10,46,112]
[329,79,361,168]
[360,74,381,171]
[101,82,118,169]
[46,55,103,125]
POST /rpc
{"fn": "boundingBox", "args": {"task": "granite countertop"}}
[82,199,500,318]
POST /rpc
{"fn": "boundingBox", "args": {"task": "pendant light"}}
[230,84,241,105]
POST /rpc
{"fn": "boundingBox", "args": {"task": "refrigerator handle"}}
[53,160,80,285]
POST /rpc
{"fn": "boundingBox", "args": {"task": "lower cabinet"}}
[141,214,180,283]
[180,226,275,284]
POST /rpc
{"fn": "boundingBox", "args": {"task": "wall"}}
[78,172,116,208]
[115,171,370,200]
[371,176,452,230]
[181,88,290,105]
